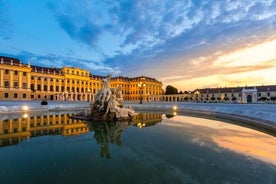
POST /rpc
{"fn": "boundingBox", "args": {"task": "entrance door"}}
[247,95,252,103]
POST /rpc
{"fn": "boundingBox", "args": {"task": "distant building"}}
[162,85,276,103]
[0,56,163,101]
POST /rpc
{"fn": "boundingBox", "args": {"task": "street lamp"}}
[138,82,146,104]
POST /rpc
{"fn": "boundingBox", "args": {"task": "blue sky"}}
[0,0,276,90]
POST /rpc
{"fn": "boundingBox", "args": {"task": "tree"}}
[224,96,229,101]
[179,91,183,94]
[165,85,178,95]
[258,97,268,101]
[271,96,276,101]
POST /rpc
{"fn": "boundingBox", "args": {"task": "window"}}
[38,94,41,99]
[22,93,27,98]
[31,84,35,90]
[267,92,270,97]
[31,94,34,98]
[44,78,47,81]
[44,85,47,91]
[38,77,41,80]
[4,93,9,98]
[14,71,18,75]
[31,76,34,80]
[23,83,27,89]
[56,86,59,92]
[4,81,9,88]
[37,84,41,90]
[14,93,18,98]
[14,82,18,88]
[5,70,9,74]
[56,79,59,82]
[23,72,27,76]
[50,86,53,91]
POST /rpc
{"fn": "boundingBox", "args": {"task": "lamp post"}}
[138,82,146,104]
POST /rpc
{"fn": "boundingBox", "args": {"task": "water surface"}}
[0,112,275,184]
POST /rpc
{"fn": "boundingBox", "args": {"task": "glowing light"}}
[22,105,29,111]
[173,112,178,116]
[173,105,178,110]
[22,113,28,119]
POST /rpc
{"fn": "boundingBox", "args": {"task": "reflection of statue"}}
[89,121,132,159]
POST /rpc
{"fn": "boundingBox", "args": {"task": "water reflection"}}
[0,112,276,183]
[0,112,163,158]
[165,115,276,166]
[0,113,89,147]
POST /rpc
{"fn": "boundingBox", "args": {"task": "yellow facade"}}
[0,56,163,101]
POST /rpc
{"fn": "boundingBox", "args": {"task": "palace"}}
[0,56,163,101]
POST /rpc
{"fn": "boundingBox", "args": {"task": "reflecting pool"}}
[0,112,275,184]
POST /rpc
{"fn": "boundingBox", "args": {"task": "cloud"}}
[0,51,120,75]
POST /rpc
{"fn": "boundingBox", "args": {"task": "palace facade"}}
[0,56,163,101]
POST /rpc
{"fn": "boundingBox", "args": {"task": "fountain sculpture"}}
[73,74,136,121]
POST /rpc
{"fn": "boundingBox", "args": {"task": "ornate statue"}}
[100,74,112,110]
[88,74,136,121]
[115,85,123,105]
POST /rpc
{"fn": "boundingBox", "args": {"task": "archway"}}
[247,95,252,103]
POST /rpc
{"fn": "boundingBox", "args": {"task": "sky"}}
[0,0,276,91]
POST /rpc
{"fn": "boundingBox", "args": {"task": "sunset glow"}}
[0,0,275,90]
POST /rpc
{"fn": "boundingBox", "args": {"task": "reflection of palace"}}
[0,114,89,147]
[132,113,162,128]
[0,56,163,102]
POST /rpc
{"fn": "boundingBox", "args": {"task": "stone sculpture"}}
[88,74,136,121]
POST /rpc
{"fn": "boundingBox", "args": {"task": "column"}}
[27,73,31,89]
[59,79,62,93]
[9,70,14,88]
[47,78,50,92]
[34,77,38,90]
[53,78,56,93]
[0,69,3,87]
[19,71,22,89]
[41,78,44,91]
[69,79,72,92]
